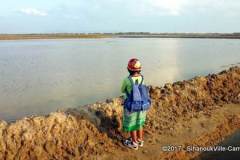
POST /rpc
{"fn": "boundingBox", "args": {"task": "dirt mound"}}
[146,66,240,133]
[0,112,115,160]
[0,66,240,160]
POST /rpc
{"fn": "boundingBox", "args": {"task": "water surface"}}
[0,38,240,121]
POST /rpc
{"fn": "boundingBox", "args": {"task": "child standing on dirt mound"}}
[121,58,151,150]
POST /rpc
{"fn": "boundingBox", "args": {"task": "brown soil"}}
[0,66,240,160]
[101,104,240,160]
[0,34,110,40]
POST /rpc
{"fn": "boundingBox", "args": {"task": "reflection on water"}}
[0,38,240,121]
[147,38,181,84]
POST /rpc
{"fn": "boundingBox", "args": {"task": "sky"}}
[0,0,240,33]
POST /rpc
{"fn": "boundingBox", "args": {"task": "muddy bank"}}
[0,66,240,160]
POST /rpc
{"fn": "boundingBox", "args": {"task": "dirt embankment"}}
[0,66,240,160]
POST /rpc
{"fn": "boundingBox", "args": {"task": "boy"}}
[121,58,150,150]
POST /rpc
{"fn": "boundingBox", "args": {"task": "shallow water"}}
[0,38,240,121]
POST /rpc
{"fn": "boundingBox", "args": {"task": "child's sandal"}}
[123,138,138,150]
[137,139,144,147]
[126,137,144,147]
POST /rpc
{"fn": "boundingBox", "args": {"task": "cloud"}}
[128,0,188,16]
[19,8,48,16]
[134,0,240,16]
[146,0,187,16]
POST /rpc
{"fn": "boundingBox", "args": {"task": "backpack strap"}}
[140,75,144,85]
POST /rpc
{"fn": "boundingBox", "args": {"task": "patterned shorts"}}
[122,109,147,132]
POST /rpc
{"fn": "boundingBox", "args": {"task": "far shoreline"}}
[1,32,240,40]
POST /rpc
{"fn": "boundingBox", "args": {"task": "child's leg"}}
[137,128,144,141]
[130,131,138,142]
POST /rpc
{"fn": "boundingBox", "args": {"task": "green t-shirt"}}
[121,75,144,99]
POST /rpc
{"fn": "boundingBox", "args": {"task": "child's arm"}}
[121,78,127,93]
[121,78,127,101]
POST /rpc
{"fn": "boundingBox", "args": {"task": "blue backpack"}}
[124,75,151,112]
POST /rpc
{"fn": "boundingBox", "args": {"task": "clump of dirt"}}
[0,112,115,160]
[0,66,240,160]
